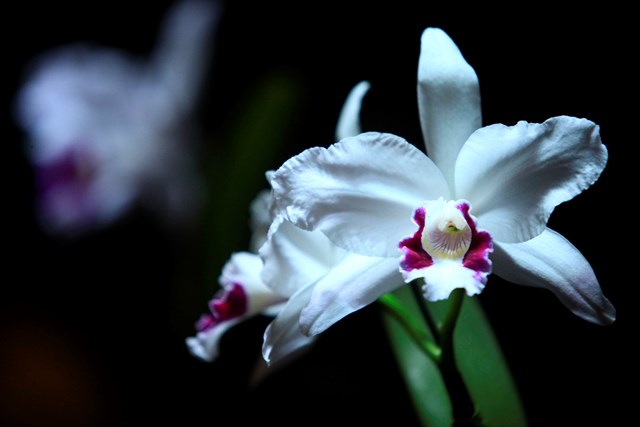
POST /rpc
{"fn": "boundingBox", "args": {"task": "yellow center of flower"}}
[421,197,472,260]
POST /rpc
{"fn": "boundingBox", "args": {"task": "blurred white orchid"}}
[14,0,219,236]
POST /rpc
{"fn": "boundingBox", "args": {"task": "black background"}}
[2,1,634,426]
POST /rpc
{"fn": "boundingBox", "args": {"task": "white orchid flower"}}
[265,27,615,360]
[186,188,292,362]
[186,250,288,362]
[188,81,374,365]
[14,0,218,236]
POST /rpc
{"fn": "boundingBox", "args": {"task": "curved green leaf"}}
[382,286,528,427]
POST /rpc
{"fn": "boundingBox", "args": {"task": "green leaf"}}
[382,286,528,427]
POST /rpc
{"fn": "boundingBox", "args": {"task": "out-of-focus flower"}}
[14,0,219,236]
[264,27,615,362]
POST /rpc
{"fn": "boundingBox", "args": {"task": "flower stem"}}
[378,293,441,363]
[409,279,441,345]
[437,288,483,427]
[381,285,484,426]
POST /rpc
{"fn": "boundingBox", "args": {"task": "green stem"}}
[437,288,483,426]
[378,293,441,363]
[382,285,484,426]
[409,279,441,345]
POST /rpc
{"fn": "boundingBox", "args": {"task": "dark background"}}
[3,1,633,426]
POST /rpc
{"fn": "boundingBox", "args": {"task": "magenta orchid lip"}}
[399,199,493,301]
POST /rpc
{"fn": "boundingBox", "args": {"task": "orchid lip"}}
[197,282,248,332]
[399,198,493,301]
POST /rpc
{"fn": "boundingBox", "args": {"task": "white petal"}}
[261,302,286,317]
[185,319,239,362]
[152,0,219,110]
[262,283,318,367]
[492,228,615,325]
[456,116,607,243]
[418,261,487,301]
[15,44,151,166]
[417,27,481,187]
[220,252,285,315]
[271,132,450,257]
[300,255,402,336]
[335,80,370,140]
[259,218,348,298]
[249,189,273,253]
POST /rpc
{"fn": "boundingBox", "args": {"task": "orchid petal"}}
[300,255,401,336]
[335,80,370,140]
[220,252,286,315]
[456,116,607,243]
[259,218,348,298]
[492,228,615,325]
[152,0,219,111]
[270,132,450,257]
[262,283,317,367]
[185,319,239,362]
[418,261,487,301]
[249,189,272,253]
[418,27,481,187]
